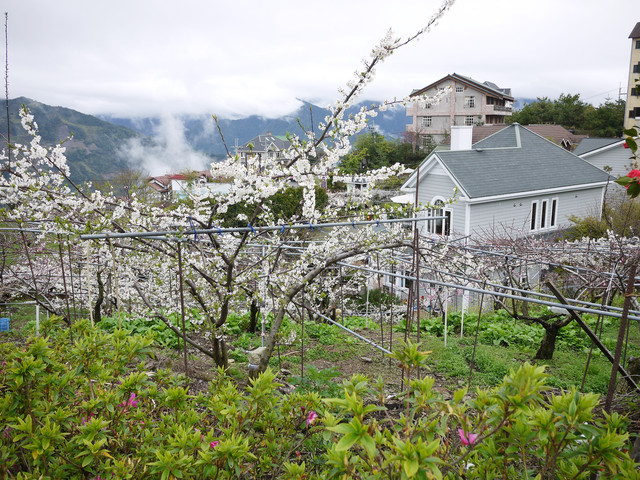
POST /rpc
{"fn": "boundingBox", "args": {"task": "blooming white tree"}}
[1,0,459,372]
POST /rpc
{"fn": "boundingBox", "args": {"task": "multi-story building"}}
[625,22,640,131]
[406,73,514,147]
[235,132,291,171]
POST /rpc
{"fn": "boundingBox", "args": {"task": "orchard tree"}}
[0,0,457,373]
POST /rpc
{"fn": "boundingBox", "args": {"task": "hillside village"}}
[3,1,640,477]
[130,24,640,241]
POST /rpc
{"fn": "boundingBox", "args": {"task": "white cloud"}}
[5,0,639,118]
[118,115,211,175]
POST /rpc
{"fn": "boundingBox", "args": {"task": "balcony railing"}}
[492,105,513,112]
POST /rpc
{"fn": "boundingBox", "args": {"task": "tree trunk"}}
[249,299,259,333]
[93,270,104,323]
[212,336,229,369]
[535,323,560,360]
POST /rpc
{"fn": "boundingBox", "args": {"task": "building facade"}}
[235,133,291,171]
[406,73,514,147]
[625,22,640,131]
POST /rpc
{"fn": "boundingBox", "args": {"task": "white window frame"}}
[530,200,538,231]
[422,116,432,127]
[465,116,474,126]
[464,95,476,108]
[425,198,451,236]
[531,197,559,231]
[550,198,558,227]
[456,86,464,93]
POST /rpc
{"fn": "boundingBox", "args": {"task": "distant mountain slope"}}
[1,97,151,183]
[101,100,411,156]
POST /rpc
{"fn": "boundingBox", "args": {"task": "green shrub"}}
[1,320,638,478]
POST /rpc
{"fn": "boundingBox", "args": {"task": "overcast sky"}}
[4,0,640,119]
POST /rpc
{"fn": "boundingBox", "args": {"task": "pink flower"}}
[81,413,95,425]
[306,410,318,427]
[210,440,220,449]
[458,428,478,446]
[120,393,138,409]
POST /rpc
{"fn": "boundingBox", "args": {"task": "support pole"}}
[605,263,637,412]
[86,242,94,326]
[177,242,189,377]
[546,281,640,398]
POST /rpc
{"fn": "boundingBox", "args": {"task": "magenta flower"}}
[306,410,318,427]
[458,428,478,446]
[81,413,95,425]
[120,392,138,409]
[210,440,220,449]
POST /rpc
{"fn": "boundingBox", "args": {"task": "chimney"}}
[450,125,473,151]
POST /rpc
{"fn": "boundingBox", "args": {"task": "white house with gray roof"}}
[401,125,611,240]
[574,138,638,179]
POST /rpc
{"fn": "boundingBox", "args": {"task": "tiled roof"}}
[630,22,640,38]
[421,124,610,199]
[573,138,623,156]
[441,124,587,147]
[410,73,514,101]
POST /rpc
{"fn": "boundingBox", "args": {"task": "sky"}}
[4,0,640,120]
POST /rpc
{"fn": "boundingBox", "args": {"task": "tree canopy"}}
[339,131,427,174]
[508,94,625,137]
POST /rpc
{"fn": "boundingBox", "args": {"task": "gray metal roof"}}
[432,124,611,199]
[573,138,623,156]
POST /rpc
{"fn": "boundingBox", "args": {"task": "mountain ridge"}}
[2,96,532,183]
[1,97,152,183]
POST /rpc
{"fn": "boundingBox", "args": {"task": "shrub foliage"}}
[1,320,638,479]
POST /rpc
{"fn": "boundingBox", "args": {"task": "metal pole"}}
[86,242,94,326]
[79,216,434,240]
[605,263,637,412]
[177,242,189,377]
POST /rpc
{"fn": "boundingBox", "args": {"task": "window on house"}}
[531,198,558,231]
[636,40,640,49]
[540,200,547,229]
[426,200,451,236]
[550,198,558,227]
[422,116,432,127]
[464,96,475,108]
[530,201,538,231]
[634,62,640,73]
[424,102,432,109]
[456,86,463,93]
[465,116,474,126]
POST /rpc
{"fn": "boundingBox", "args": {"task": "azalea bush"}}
[2,322,638,479]
[323,340,640,479]
[0,318,327,479]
